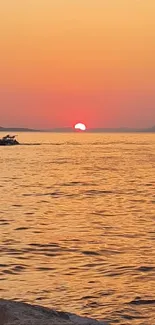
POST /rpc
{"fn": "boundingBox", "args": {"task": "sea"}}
[0,132,155,325]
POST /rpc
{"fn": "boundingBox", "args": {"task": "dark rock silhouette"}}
[0,299,109,325]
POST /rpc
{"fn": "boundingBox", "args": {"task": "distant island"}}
[44,126,155,133]
[87,126,155,133]
[0,125,155,133]
[0,126,40,132]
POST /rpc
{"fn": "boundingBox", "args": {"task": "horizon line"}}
[0,125,155,132]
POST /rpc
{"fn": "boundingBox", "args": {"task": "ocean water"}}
[0,132,155,325]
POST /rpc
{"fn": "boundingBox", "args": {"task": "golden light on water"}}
[0,132,155,324]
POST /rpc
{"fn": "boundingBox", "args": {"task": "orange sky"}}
[0,0,155,128]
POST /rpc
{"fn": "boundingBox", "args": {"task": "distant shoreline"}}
[0,126,155,133]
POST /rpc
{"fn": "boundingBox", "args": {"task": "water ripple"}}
[0,133,155,325]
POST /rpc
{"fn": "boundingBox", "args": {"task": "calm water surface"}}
[0,132,155,324]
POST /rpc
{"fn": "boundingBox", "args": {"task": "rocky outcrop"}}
[0,299,109,325]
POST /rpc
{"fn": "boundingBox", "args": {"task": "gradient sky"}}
[0,0,155,128]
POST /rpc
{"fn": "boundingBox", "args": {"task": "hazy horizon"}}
[1,123,155,131]
[0,1,155,128]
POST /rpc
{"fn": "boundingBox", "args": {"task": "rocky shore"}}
[0,299,109,325]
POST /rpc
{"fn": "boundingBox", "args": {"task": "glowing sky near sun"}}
[0,0,155,128]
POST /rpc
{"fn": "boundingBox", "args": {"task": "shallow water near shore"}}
[0,132,155,324]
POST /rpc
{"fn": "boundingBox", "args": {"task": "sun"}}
[74,123,86,131]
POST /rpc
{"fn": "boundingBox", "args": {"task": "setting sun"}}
[74,123,86,131]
